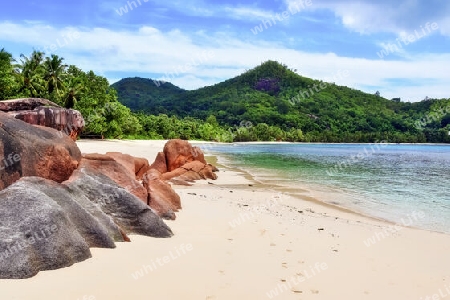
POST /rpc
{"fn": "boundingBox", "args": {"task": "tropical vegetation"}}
[113,61,450,143]
[1,49,449,143]
[0,49,140,138]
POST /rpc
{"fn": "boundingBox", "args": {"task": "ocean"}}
[198,143,450,234]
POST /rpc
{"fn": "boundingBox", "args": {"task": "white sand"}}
[1,140,449,300]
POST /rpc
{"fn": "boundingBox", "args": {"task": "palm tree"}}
[64,74,85,108]
[0,48,13,62]
[14,50,45,98]
[0,48,16,99]
[43,54,68,99]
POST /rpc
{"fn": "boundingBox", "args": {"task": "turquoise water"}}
[199,143,450,234]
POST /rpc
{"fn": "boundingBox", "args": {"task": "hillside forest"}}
[1,49,449,143]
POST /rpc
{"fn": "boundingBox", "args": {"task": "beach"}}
[1,140,449,300]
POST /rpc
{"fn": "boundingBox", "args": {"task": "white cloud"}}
[1,21,448,101]
[223,6,274,21]
[138,26,160,35]
[133,0,214,17]
[285,0,450,36]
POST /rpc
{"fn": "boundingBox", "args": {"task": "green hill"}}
[113,61,450,143]
[111,77,186,114]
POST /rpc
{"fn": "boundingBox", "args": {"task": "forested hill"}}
[113,61,450,143]
[4,48,445,142]
[111,77,185,113]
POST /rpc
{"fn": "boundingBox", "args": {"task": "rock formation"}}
[0,98,85,140]
[104,152,137,177]
[142,139,218,218]
[143,169,181,220]
[0,174,173,279]
[64,168,173,238]
[0,111,81,190]
[163,139,207,171]
[161,161,218,182]
[0,98,59,111]
[0,112,217,278]
[134,156,151,180]
[0,178,92,279]
[79,153,148,203]
[150,152,168,174]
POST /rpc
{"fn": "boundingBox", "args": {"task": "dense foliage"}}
[114,60,450,143]
[111,77,186,114]
[0,49,140,138]
[2,50,449,143]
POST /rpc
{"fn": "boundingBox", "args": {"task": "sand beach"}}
[0,140,449,300]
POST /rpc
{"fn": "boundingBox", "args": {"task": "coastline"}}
[195,141,450,235]
[0,140,449,300]
[212,145,449,235]
[208,141,450,146]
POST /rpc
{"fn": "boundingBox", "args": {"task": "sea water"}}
[199,143,450,234]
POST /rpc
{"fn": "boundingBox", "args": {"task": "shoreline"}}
[206,147,449,236]
[1,140,449,300]
[194,140,450,236]
[77,139,449,236]
[191,140,450,146]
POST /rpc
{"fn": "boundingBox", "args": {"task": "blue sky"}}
[1,0,449,101]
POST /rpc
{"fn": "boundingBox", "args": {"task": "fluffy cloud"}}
[286,0,450,36]
[1,21,448,101]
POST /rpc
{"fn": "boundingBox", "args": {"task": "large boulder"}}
[0,171,173,279]
[0,98,85,141]
[0,98,59,111]
[142,169,181,220]
[64,167,173,238]
[19,177,121,248]
[0,178,92,279]
[80,153,148,203]
[0,111,81,190]
[163,139,207,172]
